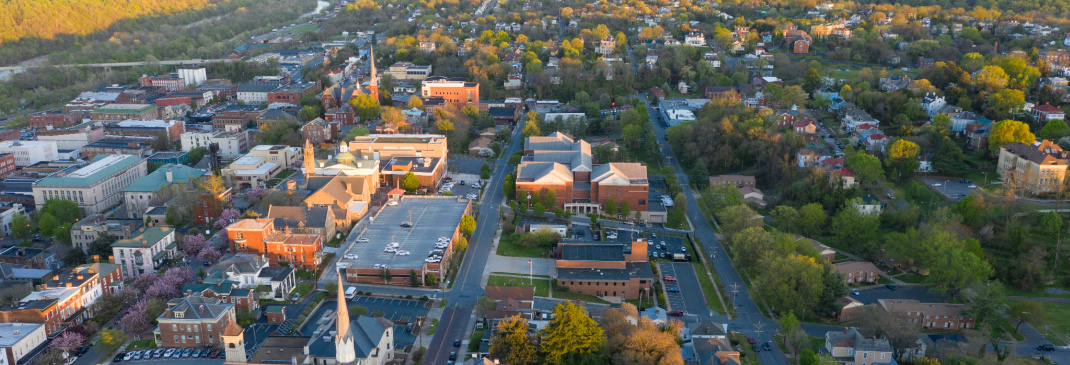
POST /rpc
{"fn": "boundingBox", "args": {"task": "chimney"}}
[142,240,148,246]
[140,227,146,233]
[199,305,205,312]
[845,327,849,334]
[13,330,19,336]
[165,170,173,183]
[706,327,710,334]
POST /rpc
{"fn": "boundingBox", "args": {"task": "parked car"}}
[667,310,684,316]
[449,352,457,360]
[663,275,676,282]
[1038,343,1056,351]
[667,287,680,293]
[454,340,461,347]
[164,348,176,357]
[114,353,126,362]
[400,222,412,228]
[747,337,758,345]
[344,253,358,259]
[851,289,860,296]
[356,238,370,243]
[387,200,399,206]
[885,284,897,291]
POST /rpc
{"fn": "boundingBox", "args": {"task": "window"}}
[881,354,886,360]
[863,353,867,359]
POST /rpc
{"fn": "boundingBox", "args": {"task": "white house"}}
[0,323,47,365]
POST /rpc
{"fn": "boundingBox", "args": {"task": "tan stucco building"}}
[997,140,1069,193]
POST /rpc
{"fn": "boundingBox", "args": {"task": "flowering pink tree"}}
[180,234,207,256]
[246,187,266,202]
[198,247,221,263]
[119,299,153,338]
[146,266,196,300]
[215,208,241,230]
[131,273,157,293]
[52,331,86,353]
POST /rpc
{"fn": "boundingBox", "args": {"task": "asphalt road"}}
[644,95,790,365]
[423,112,527,365]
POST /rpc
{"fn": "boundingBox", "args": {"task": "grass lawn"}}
[1006,287,1070,299]
[626,297,656,308]
[128,339,157,349]
[467,329,484,352]
[808,336,826,352]
[1012,300,1070,346]
[492,271,550,278]
[877,276,893,284]
[895,179,946,213]
[428,318,439,335]
[731,332,763,365]
[287,23,319,34]
[290,283,313,297]
[487,275,550,297]
[899,274,928,284]
[295,270,317,280]
[692,261,727,315]
[495,233,551,258]
[552,290,612,304]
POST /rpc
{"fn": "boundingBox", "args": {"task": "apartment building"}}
[0,286,88,335]
[420,77,480,108]
[0,323,47,365]
[71,214,142,253]
[555,241,654,300]
[28,111,82,129]
[997,140,1069,193]
[0,247,51,270]
[90,104,163,121]
[111,226,178,277]
[32,154,148,215]
[879,299,974,330]
[825,328,894,365]
[347,134,448,189]
[266,206,336,243]
[41,267,104,319]
[77,262,124,295]
[122,164,205,218]
[833,261,879,285]
[0,154,14,179]
[516,132,649,215]
[180,130,251,155]
[0,141,59,167]
[211,106,262,131]
[154,296,237,348]
[226,219,323,270]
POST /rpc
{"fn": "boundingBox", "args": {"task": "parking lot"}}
[112,349,223,364]
[918,176,978,201]
[346,296,430,322]
[605,230,690,261]
[340,197,469,272]
[659,262,709,314]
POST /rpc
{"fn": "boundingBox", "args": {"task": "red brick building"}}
[265,306,286,324]
[783,30,812,54]
[154,296,237,348]
[833,261,879,285]
[420,77,480,108]
[226,219,323,270]
[555,241,654,300]
[266,82,320,105]
[325,104,355,125]
[194,188,233,224]
[79,262,124,294]
[29,111,82,129]
[879,299,975,330]
[0,154,16,179]
[516,132,649,216]
[182,281,258,311]
[300,118,338,144]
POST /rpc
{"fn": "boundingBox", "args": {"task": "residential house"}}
[301,118,339,144]
[833,261,879,285]
[154,296,237,348]
[266,206,337,243]
[685,31,706,47]
[71,214,142,254]
[824,328,895,365]
[111,226,178,277]
[0,323,47,365]
[783,30,812,54]
[880,75,912,92]
[226,219,323,270]
[1033,103,1065,122]
[921,93,947,118]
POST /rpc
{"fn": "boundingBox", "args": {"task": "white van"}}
[345,286,357,300]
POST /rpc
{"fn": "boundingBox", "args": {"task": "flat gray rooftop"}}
[342,197,469,270]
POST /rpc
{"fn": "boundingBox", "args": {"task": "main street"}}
[644,96,790,365]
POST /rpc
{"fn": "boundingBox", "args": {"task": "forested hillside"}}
[0,0,213,44]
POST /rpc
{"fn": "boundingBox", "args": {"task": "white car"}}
[384,247,397,253]
[398,251,411,256]
[931,182,942,187]
[438,237,450,242]
[344,253,358,259]
[967,184,977,189]
[374,264,382,268]
[387,200,398,206]
[356,238,370,243]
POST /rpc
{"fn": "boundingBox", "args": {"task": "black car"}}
[400,222,413,228]
[886,284,897,291]
[114,353,126,362]
[763,342,771,351]
[449,352,457,360]
[76,346,90,356]
[1038,343,1056,351]
[453,340,461,347]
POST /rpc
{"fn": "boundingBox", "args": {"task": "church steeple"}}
[368,45,380,103]
[303,138,316,181]
[335,271,357,365]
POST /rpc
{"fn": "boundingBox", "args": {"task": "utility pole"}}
[754,322,764,340]
[729,283,741,305]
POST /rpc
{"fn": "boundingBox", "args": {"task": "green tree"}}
[985,89,1025,120]
[772,205,799,233]
[797,203,827,236]
[350,94,381,121]
[540,301,605,364]
[1009,300,1046,333]
[800,349,820,365]
[932,135,967,174]
[781,85,808,109]
[187,146,208,166]
[460,215,477,236]
[502,173,516,200]
[604,199,618,216]
[480,161,491,180]
[1039,119,1070,140]
[10,213,30,241]
[755,254,824,317]
[781,313,809,363]
[533,202,545,216]
[830,203,880,251]
[717,205,763,240]
[541,189,556,208]
[298,106,319,121]
[846,152,884,183]
[988,120,1035,155]
[817,266,848,316]
[931,114,951,136]
[37,213,58,237]
[409,269,421,287]
[407,96,423,109]
[620,201,631,218]
[475,296,498,317]
[54,223,73,246]
[402,172,420,192]
[40,199,80,224]
[804,68,822,93]
[165,205,181,226]
[491,314,538,365]
[973,65,1009,93]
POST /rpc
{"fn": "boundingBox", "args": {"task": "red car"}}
[663,275,677,282]
[747,337,758,345]
[667,310,684,316]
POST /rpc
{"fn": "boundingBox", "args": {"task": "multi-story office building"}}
[0,141,58,167]
[32,155,148,215]
[420,77,480,108]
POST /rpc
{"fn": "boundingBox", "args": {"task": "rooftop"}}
[122,163,204,192]
[558,262,654,281]
[38,155,144,187]
[341,197,469,270]
[0,323,43,347]
[559,243,625,261]
[112,226,174,248]
[92,104,159,113]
